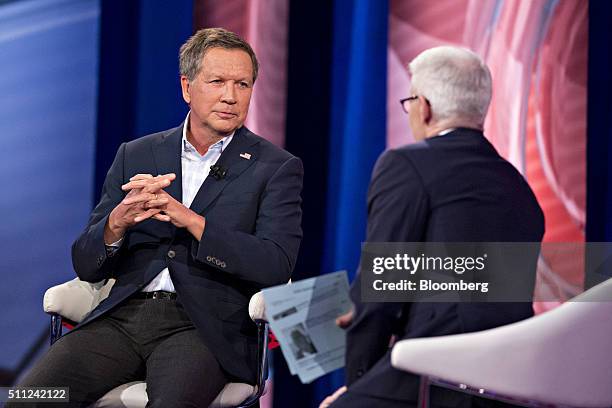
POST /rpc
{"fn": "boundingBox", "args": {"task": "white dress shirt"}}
[109,112,233,293]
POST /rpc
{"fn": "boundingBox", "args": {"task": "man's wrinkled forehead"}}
[197,47,255,81]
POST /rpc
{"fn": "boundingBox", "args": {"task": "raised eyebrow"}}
[201,72,252,85]
[203,75,250,83]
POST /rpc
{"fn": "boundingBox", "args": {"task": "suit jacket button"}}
[97,256,104,266]
[206,256,212,262]
[167,250,176,259]
[356,369,364,377]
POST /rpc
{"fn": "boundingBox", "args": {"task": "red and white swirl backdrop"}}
[388,0,588,311]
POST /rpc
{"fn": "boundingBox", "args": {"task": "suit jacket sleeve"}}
[345,149,429,385]
[71,143,127,283]
[193,155,304,288]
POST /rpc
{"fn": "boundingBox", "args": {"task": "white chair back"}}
[391,278,612,408]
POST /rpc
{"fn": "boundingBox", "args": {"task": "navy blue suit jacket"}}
[71,125,303,383]
[345,128,544,402]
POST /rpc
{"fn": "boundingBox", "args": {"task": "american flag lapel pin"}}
[240,152,252,160]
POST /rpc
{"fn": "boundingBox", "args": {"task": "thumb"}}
[335,310,354,328]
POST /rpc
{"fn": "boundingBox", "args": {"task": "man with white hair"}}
[323,46,544,407]
[405,46,494,141]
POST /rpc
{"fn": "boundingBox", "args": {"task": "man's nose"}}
[220,83,237,104]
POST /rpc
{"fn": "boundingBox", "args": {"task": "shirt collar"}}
[437,128,457,136]
[182,111,234,154]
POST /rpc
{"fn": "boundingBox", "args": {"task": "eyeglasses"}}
[399,95,419,114]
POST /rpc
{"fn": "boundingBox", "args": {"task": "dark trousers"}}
[9,298,227,407]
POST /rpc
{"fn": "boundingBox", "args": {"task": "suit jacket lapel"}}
[189,126,259,215]
[152,125,183,203]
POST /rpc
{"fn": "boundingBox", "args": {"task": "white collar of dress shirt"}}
[437,128,457,136]
[181,111,234,154]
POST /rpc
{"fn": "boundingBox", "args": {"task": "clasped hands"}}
[104,173,205,244]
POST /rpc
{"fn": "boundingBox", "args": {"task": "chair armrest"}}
[390,295,612,408]
[43,278,115,323]
[249,280,293,322]
[248,291,266,322]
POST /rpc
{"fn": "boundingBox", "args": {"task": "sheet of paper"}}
[262,270,351,383]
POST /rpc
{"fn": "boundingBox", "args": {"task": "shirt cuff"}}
[105,237,124,256]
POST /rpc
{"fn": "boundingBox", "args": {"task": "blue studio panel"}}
[0,0,99,371]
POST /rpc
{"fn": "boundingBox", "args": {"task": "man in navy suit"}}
[323,46,544,407]
[15,28,303,407]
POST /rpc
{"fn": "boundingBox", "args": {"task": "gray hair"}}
[179,27,259,82]
[408,46,492,125]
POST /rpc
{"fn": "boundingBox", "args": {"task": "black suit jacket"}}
[345,128,544,401]
[71,125,303,383]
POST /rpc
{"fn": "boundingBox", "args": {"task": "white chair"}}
[43,278,270,408]
[390,277,612,408]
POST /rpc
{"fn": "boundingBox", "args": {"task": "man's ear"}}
[419,95,432,124]
[180,75,191,104]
